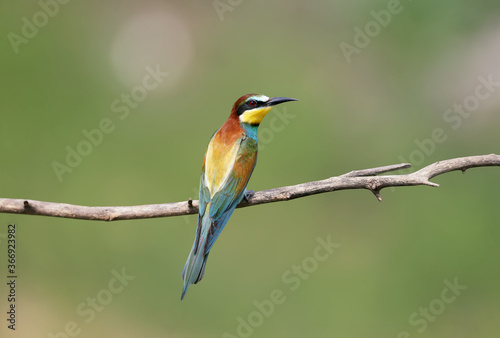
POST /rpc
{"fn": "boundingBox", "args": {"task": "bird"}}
[181,94,298,300]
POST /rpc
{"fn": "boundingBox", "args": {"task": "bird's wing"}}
[204,135,258,253]
[190,161,211,256]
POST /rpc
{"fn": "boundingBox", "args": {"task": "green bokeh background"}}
[1,1,499,337]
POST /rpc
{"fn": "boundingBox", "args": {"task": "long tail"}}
[181,213,211,300]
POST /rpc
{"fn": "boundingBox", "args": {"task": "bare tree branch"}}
[0,154,498,221]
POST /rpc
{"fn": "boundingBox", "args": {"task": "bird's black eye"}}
[248,100,257,107]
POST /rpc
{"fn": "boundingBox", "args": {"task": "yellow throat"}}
[239,106,273,125]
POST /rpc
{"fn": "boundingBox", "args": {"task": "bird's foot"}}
[243,189,255,202]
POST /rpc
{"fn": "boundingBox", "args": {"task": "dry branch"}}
[0,154,498,221]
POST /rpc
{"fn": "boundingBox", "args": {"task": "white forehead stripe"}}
[250,95,269,102]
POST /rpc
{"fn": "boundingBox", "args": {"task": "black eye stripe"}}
[236,98,264,116]
[246,99,261,109]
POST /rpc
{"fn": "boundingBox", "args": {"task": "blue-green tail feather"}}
[181,186,246,300]
[181,213,211,300]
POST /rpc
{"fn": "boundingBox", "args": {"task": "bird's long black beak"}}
[266,97,298,106]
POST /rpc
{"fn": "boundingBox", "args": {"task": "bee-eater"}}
[181,94,297,300]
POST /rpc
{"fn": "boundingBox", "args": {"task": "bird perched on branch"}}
[181,94,297,300]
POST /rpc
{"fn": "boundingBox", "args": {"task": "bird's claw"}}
[243,190,255,202]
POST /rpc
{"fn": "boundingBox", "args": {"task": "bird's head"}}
[232,94,298,126]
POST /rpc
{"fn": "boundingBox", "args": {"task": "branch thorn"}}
[370,189,382,202]
[425,181,440,187]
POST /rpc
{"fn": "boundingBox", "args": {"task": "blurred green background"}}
[1,0,499,337]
